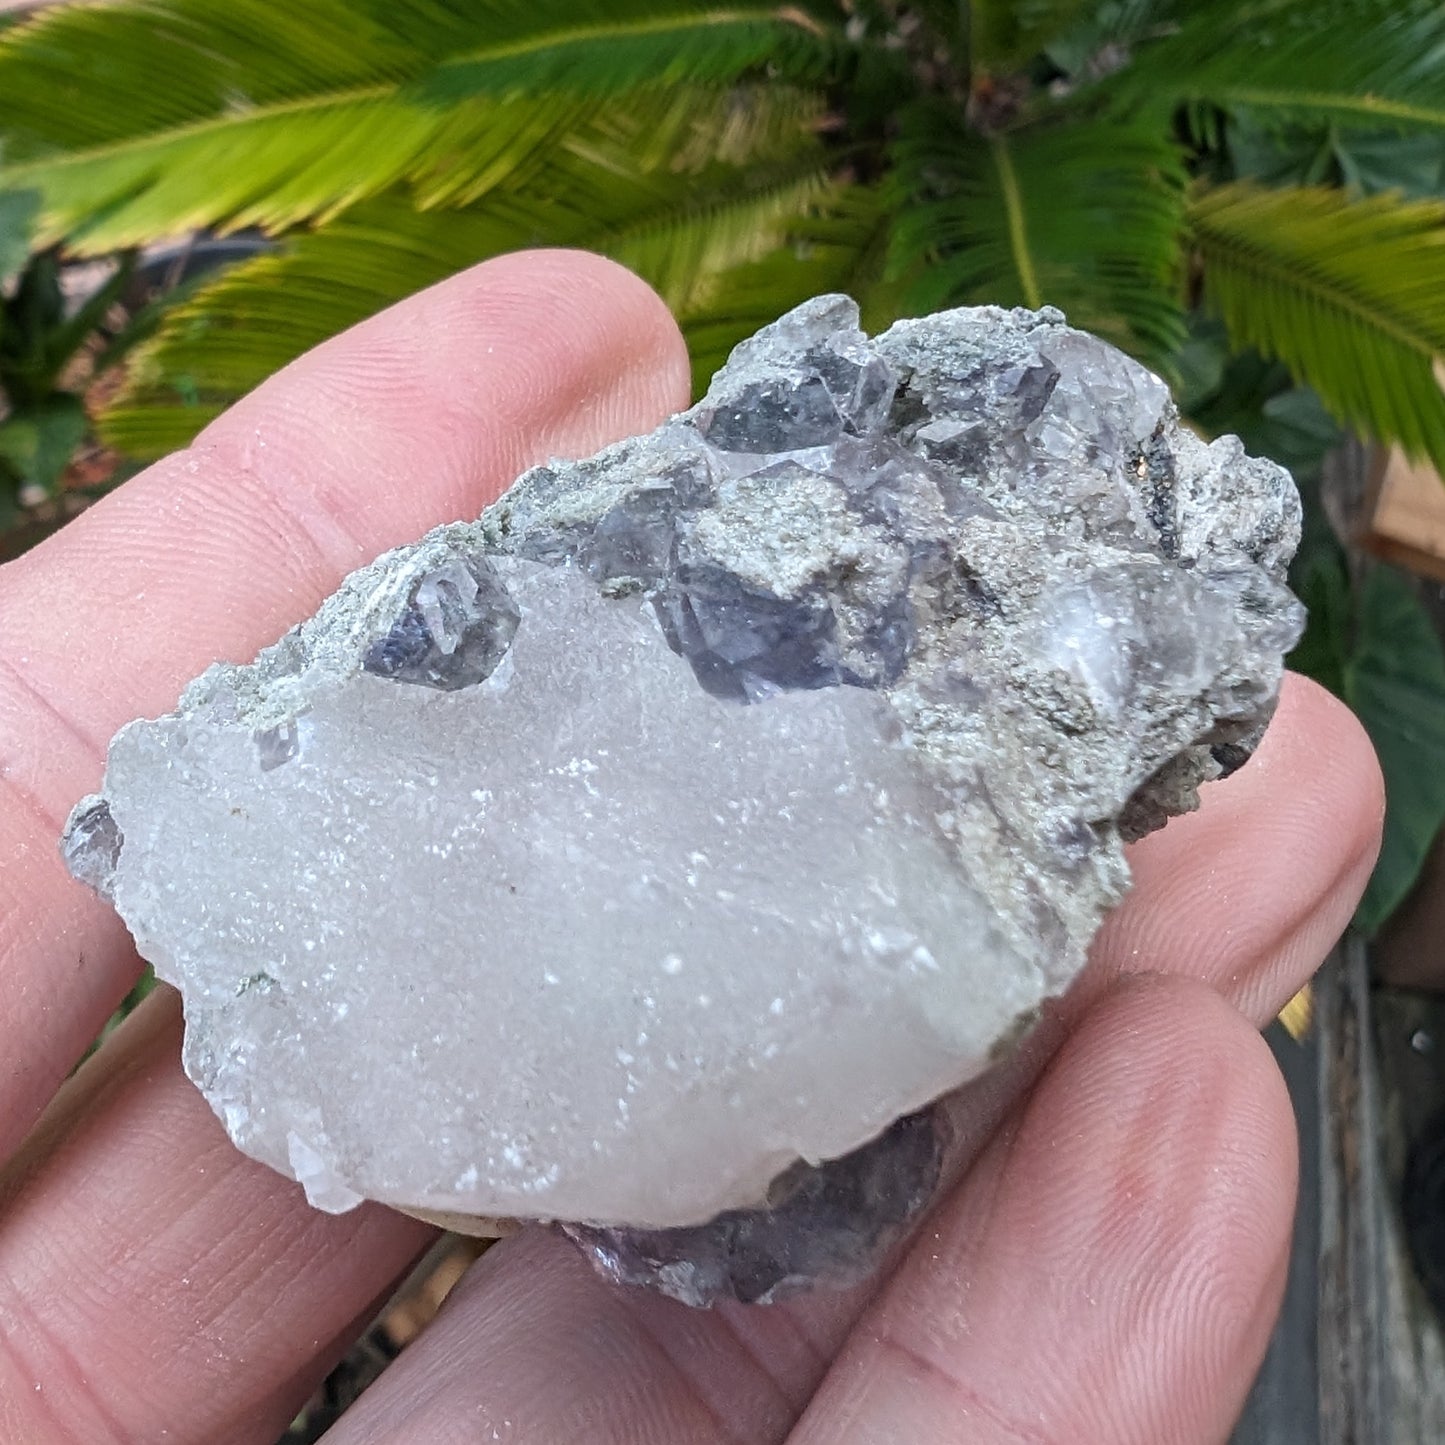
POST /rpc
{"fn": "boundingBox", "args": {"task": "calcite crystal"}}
[64,296,1303,1306]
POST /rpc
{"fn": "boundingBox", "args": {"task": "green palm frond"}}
[0,0,844,251]
[0,0,834,154]
[10,96,607,249]
[100,87,833,455]
[419,12,845,103]
[99,200,521,452]
[428,82,825,213]
[680,184,893,390]
[605,162,836,313]
[1119,0,1445,134]
[889,99,1186,367]
[1189,182,1445,471]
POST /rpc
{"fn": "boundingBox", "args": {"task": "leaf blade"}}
[1188,182,1445,473]
[420,9,844,102]
[0,0,840,250]
[100,86,830,452]
[1117,0,1445,135]
[889,99,1187,367]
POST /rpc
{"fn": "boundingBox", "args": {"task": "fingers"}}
[315,1227,826,1445]
[0,252,690,1443]
[0,249,690,1158]
[787,976,1298,1445]
[0,991,435,1445]
[318,1224,870,1445]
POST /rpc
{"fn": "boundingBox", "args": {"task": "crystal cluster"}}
[63,297,1303,1306]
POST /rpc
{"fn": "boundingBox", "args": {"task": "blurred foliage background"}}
[3,0,1445,929]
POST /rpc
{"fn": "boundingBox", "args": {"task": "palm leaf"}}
[0,0,844,251]
[420,80,823,209]
[100,87,832,455]
[1189,182,1445,472]
[419,12,845,103]
[1118,0,1445,135]
[0,0,483,157]
[605,163,836,314]
[0,0,834,153]
[11,96,605,250]
[889,98,1186,367]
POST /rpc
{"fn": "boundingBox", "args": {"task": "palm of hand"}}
[0,253,1381,1445]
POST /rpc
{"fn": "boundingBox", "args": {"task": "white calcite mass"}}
[65,296,1304,1305]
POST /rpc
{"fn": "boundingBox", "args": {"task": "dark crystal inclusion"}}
[698,375,844,452]
[565,1107,947,1307]
[652,575,842,703]
[61,797,123,898]
[254,720,301,772]
[581,484,679,588]
[574,397,932,703]
[363,556,520,691]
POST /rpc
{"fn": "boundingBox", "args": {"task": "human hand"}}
[0,253,1383,1444]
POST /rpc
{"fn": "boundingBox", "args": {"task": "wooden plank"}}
[1231,1014,1320,1444]
[1369,985,1445,1440]
[1316,938,1388,1443]
[1232,944,1386,1441]
[1234,943,1445,1442]
[1363,447,1445,585]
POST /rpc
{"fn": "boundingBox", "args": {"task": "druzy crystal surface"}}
[64,296,1303,1306]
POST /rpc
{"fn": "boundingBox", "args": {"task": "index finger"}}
[0,249,690,1158]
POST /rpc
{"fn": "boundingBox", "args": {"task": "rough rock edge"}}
[62,295,1305,1263]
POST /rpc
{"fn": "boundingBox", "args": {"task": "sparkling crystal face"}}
[64,295,1304,1305]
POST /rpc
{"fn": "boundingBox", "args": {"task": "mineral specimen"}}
[63,296,1304,1306]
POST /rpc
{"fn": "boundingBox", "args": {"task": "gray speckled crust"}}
[63,295,1303,1306]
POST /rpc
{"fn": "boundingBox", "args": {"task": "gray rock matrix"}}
[64,296,1303,1306]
